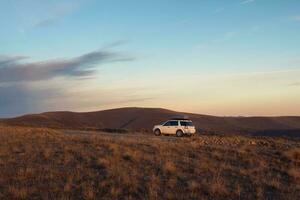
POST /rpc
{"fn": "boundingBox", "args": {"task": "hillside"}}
[0,125,299,199]
[1,107,300,136]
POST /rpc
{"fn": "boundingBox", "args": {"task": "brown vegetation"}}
[0,125,299,199]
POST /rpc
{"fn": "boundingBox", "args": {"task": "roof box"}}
[170,115,190,120]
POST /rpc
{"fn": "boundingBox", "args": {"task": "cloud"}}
[213,8,225,14]
[0,55,28,67]
[31,1,81,29]
[0,84,62,117]
[34,17,59,28]
[0,83,154,117]
[241,0,255,4]
[0,49,133,83]
[288,82,300,87]
[225,31,238,38]
[291,15,300,22]
[208,69,300,79]
[0,47,140,117]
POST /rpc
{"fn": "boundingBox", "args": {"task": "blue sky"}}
[0,0,300,117]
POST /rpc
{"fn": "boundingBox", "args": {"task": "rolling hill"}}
[1,107,300,136]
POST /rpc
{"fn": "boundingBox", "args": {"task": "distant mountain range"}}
[1,107,300,136]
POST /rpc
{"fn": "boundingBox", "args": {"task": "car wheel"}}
[176,130,184,137]
[154,129,161,136]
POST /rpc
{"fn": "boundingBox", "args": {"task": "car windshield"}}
[180,121,193,126]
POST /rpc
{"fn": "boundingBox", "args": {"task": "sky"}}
[0,0,300,117]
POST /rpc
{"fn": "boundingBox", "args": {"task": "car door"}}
[169,121,179,134]
[161,121,171,134]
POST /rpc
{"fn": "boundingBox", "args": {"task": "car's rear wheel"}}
[176,130,184,137]
[154,129,161,136]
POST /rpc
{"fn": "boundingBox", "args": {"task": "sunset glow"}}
[1,0,300,117]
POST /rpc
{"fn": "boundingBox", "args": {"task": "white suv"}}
[153,119,196,137]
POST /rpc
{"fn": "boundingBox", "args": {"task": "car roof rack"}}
[170,115,190,120]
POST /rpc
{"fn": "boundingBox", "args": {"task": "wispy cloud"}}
[33,17,59,28]
[288,82,300,87]
[31,1,81,28]
[241,0,255,5]
[0,84,63,117]
[213,8,225,14]
[290,15,300,22]
[225,31,238,38]
[213,69,300,78]
[195,43,210,50]
[0,49,133,83]
[0,55,28,67]
[180,69,300,82]
[0,82,154,117]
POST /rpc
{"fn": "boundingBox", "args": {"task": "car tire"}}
[176,130,184,137]
[154,129,161,136]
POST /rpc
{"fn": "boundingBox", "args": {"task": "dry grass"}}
[0,125,299,199]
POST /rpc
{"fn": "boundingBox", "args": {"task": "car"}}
[153,118,196,137]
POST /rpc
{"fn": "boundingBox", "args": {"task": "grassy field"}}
[0,125,299,199]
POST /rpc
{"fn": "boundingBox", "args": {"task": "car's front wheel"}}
[154,129,161,136]
[176,130,184,137]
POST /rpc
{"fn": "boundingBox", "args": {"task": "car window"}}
[170,121,178,126]
[163,121,171,126]
[180,121,193,126]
